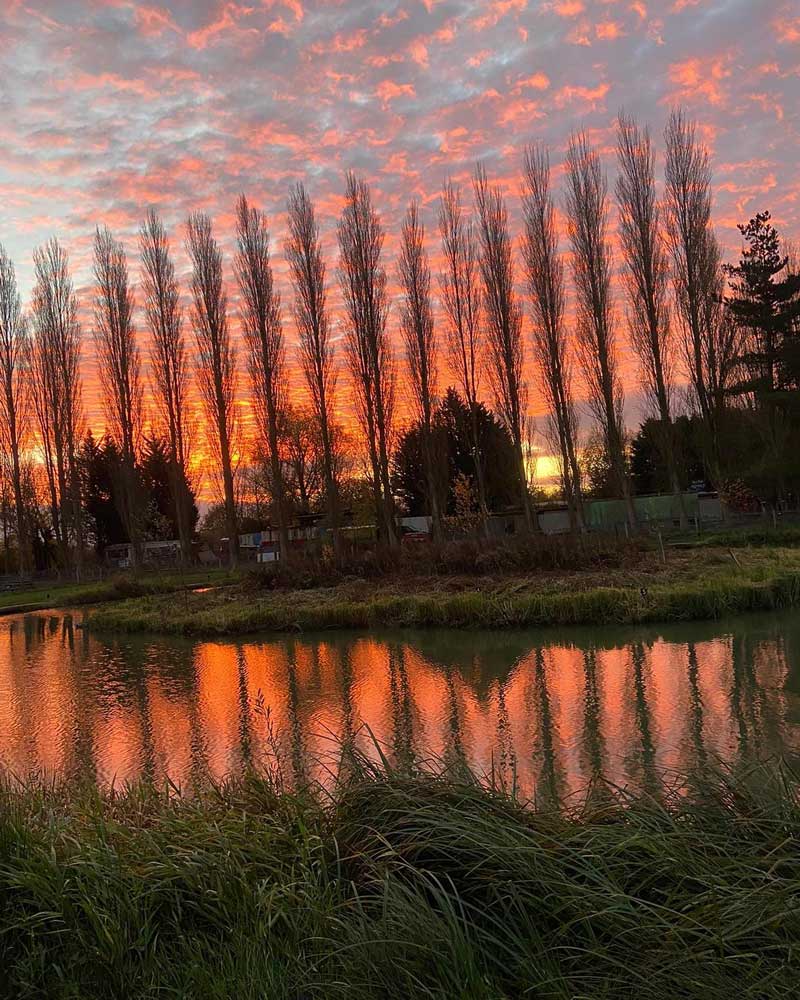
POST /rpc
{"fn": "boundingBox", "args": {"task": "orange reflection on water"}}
[1,612,799,796]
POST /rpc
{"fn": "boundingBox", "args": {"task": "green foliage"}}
[138,435,198,541]
[2,758,799,999]
[393,388,518,515]
[724,211,800,501]
[79,432,198,556]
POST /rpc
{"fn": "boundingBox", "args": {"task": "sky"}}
[1,0,799,481]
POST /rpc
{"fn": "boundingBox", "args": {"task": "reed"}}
[2,755,798,999]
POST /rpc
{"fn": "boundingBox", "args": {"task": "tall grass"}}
[87,560,800,636]
[2,755,799,998]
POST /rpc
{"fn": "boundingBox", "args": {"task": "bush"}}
[243,532,644,591]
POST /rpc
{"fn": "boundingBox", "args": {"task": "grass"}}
[676,523,800,549]
[86,544,800,636]
[0,567,235,614]
[1,754,799,999]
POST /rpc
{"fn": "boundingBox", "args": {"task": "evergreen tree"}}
[79,432,126,554]
[393,389,519,516]
[726,211,800,500]
[139,435,198,541]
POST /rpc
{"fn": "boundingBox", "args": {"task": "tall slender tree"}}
[186,212,239,568]
[139,209,193,563]
[564,131,637,530]
[285,183,341,555]
[235,193,291,563]
[521,144,584,532]
[30,238,84,574]
[398,199,441,539]
[664,109,733,485]
[93,225,144,563]
[438,180,489,532]
[0,246,31,570]
[338,172,397,545]
[615,114,686,527]
[473,164,536,529]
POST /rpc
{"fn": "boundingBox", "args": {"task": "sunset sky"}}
[2,0,799,477]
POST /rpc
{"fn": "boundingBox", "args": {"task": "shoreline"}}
[84,545,800,637]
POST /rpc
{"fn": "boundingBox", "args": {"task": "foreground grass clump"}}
[2,758,799,999]
[86,545,800,635]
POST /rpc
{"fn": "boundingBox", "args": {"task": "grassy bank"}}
[0,567,234,615]
[86,545,800,635]
[2,758,798,999]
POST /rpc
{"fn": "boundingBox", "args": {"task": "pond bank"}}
[85,545,800,636]
[0,568,232,617]
[2,759,797,999]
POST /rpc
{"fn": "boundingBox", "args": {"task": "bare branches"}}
[140,209,193,561]
[616,114,673,420]
[439,181,482,406]
[93,226,142,462]
[399,199,441,537]
[664,109,738,483]
[438,180,488,528]
[564,131,636,528]
[0,246,31,567]
[473,164,534,529]
[337,171,396,544]
[235,193,290,560]
[663,109,720,422]
[30,237,84,570]
[186,211,239,567]
[521,143,583,531]
[616,113,685,520]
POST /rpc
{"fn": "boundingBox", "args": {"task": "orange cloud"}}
[667,53,733,106]
[774,16,800,43]
[596,20,623,40]
[134,5,180,37]
[374,80,415,105]
[550,0,584,16]
[554,81,610,108]
[513,72,551,92]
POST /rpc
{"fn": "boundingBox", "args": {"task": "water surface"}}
[2,610,799,798]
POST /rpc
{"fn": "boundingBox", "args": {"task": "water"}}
[2,609,800,797]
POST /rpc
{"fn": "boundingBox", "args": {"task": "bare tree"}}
[140,209,194,563]
[399,199,442,539]
[337,172,397,545]
[664,108,731,484]
[521,144,584,532]
[285,183,341,555]
[438,180,489,533]
[93,225,144,563]
[29,238,84,575]
[564,132,637,530]
[186,212,239,568]
[615,114,687,526]
[0,246,32,571]
[234,194,291,563]
[473,164,536,530]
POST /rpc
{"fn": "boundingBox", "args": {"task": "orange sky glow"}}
[1,0,798,495]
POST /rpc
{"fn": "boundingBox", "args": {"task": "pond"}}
[2,609,800,798]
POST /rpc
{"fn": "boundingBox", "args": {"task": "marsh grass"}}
[86,548,800,636]
[2,753,799,999]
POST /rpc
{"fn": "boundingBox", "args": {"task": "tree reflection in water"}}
[1,610,800,799]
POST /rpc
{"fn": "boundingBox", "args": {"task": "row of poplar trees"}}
[0,108,796,574]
